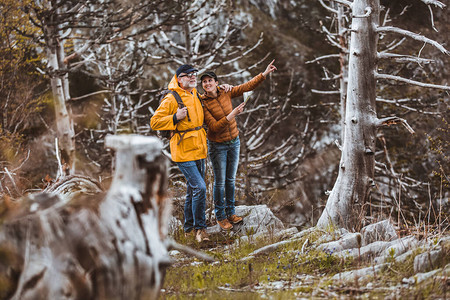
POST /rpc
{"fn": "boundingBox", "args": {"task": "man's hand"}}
[219,84,233,92]
[176,107,188,121]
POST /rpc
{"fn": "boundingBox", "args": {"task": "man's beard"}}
[186,81,197,89]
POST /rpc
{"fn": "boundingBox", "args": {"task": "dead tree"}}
[71,0,263,175]
[0,135,172,299]
[146,0,264,72]
[316,0,449,229]
[310,0,351,142]
[14,0,178,175]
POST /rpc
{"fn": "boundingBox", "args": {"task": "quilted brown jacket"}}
[202,73,266,143]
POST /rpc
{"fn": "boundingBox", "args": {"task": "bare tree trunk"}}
[45,22,76,175]
[317,0,379,229]
[337,4,348,142]
[1,135,171,299]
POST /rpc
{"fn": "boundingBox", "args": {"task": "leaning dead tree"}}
[316,0,449,229]
[0,135,172,299]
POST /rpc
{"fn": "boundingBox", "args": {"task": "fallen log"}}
[0,135,172,299]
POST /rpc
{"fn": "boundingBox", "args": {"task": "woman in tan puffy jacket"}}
[200,60,277,230]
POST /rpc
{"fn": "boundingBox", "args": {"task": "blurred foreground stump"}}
[0,135,171,300]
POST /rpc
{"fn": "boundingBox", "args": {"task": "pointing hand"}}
[262,59,277,77]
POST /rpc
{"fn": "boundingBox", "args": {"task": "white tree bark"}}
[337,4,349,142]
[1,135,171,299]
[44,9,75,175]
[317,0,379,229]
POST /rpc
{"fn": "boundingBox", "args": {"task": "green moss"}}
[163,228,357,298]
[164,259,257,294]
[164,226,449,299]
[381,248,422,284]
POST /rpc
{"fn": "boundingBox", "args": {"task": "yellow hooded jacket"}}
[150,74,207,162]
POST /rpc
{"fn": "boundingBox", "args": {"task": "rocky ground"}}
[161,205,449,299]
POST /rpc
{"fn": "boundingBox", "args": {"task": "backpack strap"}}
[167,91,203,144]
[173,126,203,145]
[168,90,191,122]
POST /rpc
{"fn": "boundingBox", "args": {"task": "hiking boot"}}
[227,214,243,224]
[195,229,210,243]
[217,218,233,230]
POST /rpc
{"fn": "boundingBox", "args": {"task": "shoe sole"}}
[228,220,243,225]
[217,221,233,230]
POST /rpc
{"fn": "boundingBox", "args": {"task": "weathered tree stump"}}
[0,135,171,299]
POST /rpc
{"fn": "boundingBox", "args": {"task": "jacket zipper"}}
[214,98,232,141]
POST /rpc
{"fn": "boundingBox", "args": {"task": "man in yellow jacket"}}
[150,64,209,243]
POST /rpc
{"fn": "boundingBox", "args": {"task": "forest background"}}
[0,0,448,232]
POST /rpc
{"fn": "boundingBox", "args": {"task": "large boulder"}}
[207,205,284,236]
[414,249,444,273]
[318,232,362,254]
[361,220,398,246]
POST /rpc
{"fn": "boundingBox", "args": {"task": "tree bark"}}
[45,17,76,175]
[317,0,379,229]
[337,4,349,142]
[1,135,171,299]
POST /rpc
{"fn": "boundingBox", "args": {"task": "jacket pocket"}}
[181,130,201,153]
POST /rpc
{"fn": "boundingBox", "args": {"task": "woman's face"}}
[202,76,218,94]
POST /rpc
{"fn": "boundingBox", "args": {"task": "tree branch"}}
[69,90,113,102]
[165,239,215,262]
[376,98,441,115]
[421,0,446,9]
[380,37,407,53]
[305,54,341,64]
[377,26,450,55]
[292,102,338,109]
[375,72,450,90]
[334,0,353,7]
[311,89,341,94]
[376,116,415,134]
[377,52,434,64]
[322,25,344,50]
[318,0,338,14]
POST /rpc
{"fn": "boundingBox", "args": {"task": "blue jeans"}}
[176,159,207,232]
[208,137,240,221]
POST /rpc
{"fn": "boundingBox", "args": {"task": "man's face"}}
[178,72,197,90]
